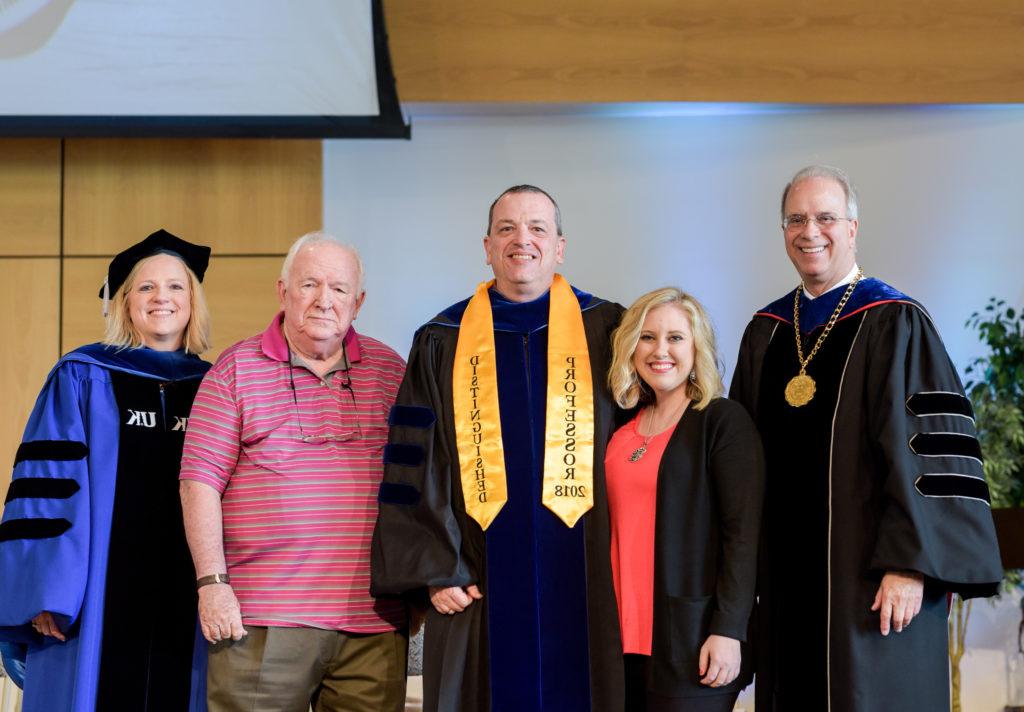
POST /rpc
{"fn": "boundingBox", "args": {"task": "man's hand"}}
[870,571,924,635]
[181,480,243,643]
[198,584,247,642]
[428,585,483,615]
[31,611,65,642]
[698,634,741,687]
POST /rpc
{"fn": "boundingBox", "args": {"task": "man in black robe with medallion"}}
[371,185,625,712]
[730,165,1002,711]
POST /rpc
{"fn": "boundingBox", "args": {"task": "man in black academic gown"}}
[371,185,625,712]
[730,165,1002,712]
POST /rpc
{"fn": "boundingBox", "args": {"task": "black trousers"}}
[624,654,739,712]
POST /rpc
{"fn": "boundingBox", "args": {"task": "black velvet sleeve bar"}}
[4,478,81,504]
[865,304,1002,598]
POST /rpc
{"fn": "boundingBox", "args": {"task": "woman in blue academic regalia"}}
[0,229,213,712]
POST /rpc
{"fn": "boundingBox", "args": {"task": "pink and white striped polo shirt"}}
[180,313,406,632]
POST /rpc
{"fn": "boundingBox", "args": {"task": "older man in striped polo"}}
[180,233,407,712]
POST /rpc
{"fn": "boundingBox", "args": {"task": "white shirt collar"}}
[804,264,860,301]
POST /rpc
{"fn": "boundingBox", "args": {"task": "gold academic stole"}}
[453,280,508,530]
[453,275,595,530]
[540,275,595,527]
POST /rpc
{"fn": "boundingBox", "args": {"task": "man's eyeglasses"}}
[287,353,362,445]
[782,213,852,230]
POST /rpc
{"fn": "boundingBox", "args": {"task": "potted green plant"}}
[951,298,1024,712]
[965,298,1024,549]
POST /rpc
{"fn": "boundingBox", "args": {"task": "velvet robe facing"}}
[0,344,210,712]
[372,286,625,712]
[730,280,1002,712]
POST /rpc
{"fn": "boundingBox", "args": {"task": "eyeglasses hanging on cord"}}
[287,340,362,444]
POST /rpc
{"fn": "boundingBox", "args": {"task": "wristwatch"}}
[196,573,231,589]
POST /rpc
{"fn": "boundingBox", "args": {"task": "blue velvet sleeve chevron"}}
[381,405,434,476]
[371,326,476,596]
[0,361,119,636]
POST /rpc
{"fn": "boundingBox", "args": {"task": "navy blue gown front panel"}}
[485,290,591,712]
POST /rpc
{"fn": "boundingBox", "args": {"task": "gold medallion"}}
[785,373,816,407]
[787,269,863,409]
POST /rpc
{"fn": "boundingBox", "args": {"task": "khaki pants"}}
[207,626,408,712]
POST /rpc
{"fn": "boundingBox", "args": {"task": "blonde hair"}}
[608,287,724,411]
[102,254,211,355]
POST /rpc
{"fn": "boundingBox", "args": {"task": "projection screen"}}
[0,0,408,137]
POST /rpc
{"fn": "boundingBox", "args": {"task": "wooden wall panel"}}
[200,257,285,360]
[3,138,320,504]
[385,0,1024,103]
[61,258,109,354]
[0,259,60,502]
[63,256,284,364]
[63,139,322,255]
[0,139,61,256]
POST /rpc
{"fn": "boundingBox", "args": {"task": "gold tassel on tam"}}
[102,277,110,317]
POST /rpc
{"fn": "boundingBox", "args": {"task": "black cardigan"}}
[634,397,765,697]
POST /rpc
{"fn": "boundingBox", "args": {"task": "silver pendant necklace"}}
[629,408,654,462]
[629,436,651,462]
[628,400,689,462]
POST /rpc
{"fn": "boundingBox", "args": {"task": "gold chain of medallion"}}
[784,268,864,407]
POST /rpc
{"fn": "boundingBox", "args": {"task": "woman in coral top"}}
[605,287,765,712]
